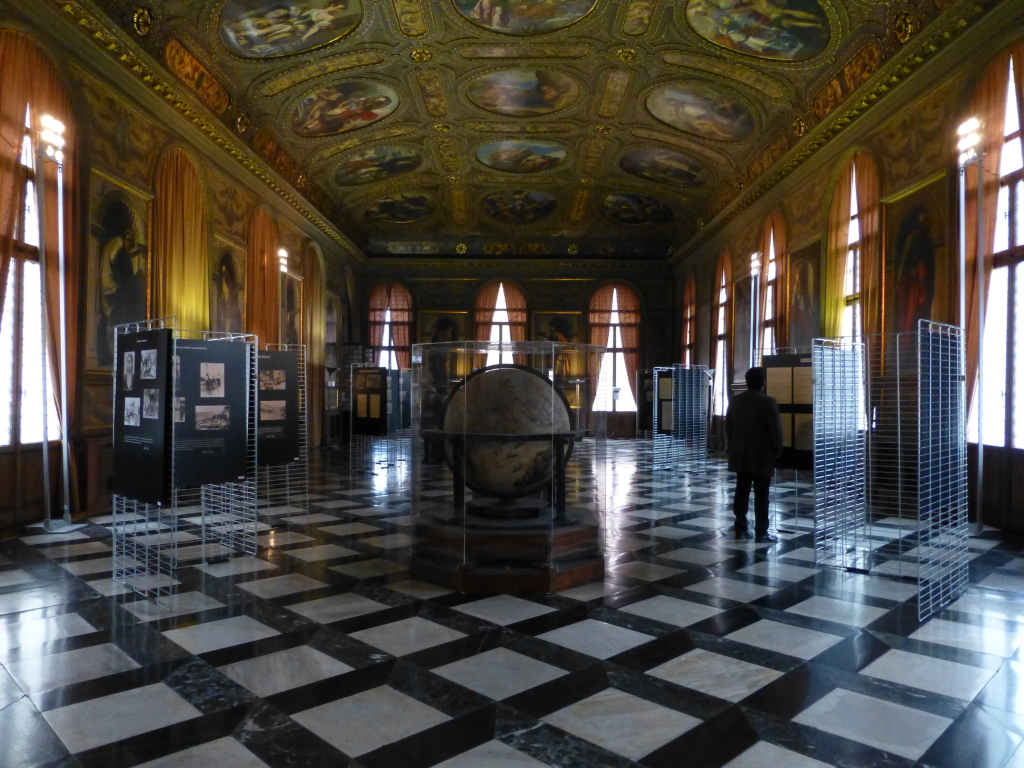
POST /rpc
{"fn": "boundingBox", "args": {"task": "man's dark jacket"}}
[725,389,784,478]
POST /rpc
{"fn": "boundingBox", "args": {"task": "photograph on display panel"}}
[140,348,158,379]
[123,351,136,391]
[124,397,141,426]
[196,405,231,431]
[257,349,301,465]
[259,369,287,390]
[142,389,160,419]
[200,362,226,398]
[174,397,186,423]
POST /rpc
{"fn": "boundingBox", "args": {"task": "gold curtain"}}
[588,283,613,386]
[245,206,279,345]
[474,281,501,341]
[388,283,413,370]
[854,153,882,339]
[616,284,642,401]
[682,273,696,363]
[153,148,208,330]
[301,241,324,447]
[823,161,854,338]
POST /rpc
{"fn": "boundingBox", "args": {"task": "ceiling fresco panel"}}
[217,0,364,58]
[291,80,401,137]
[451,0,601,36]
[683,0,831,62]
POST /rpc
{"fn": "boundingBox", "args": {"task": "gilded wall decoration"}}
[647,81,755,142]
[660,52,788,100]
[597,70,632,118]
[416,70,449,117]
[392,0,428,36]
[481,189,557,224]
[476,139,567,172]
[447,187,469,222]
[466,69,581,117]
[452,0,599,35]
[434,137,462,172]
[684,0,831,61]
[217,0,363,58]
[458,44,592,58]
[620,147,708,187]
[257,50,386,97]
[164,40,230,115]
[365,191,436,223]
[333,145,423,186]
[466,121,576,134]
[310,125,419,164]
[783,172,828,246]
[252,127,297,180]
[813,41,884,120]
[787,239,821,348]
[600,193,673,226]
[581,139,611,174]
[748,134,789,180]
[208,168,257,240]
[291,81,400,137]
[622,0,657,36]
[569,188,590,222]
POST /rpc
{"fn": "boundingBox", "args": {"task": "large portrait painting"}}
[481,189,557,224]
[292,80,399,137]
[211,244,245,334]
[218,0,364,58]
[466,68,580,117]
[280,273,302,346]
[452,0,599,35]
[419,311,469,343]
[647,81,755,141]
[685,0,830,62]
[619,147,708,187]
[365,191,436,224]
[600,193,674,226]
[333,145,422,186]
[787,239,821,348]
[476,139,567,173]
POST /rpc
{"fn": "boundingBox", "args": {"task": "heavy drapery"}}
[854,153,882,340]
[301,241,324,447]
[588,283,640,400]
[367,282,412,369]
[245,207,279,345]
[474,281,501,341]
[682,273,696,363]
[588,283,613,388]
[757,212,787,350]
[823,162,854,338]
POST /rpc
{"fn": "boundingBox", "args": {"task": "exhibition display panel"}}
[651,364,710,473]
[349,363,408,473]
[257,344,309,524]
[410,341,606,593]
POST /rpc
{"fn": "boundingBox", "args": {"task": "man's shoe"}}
[734,530,753,540]
[755,533,779,543]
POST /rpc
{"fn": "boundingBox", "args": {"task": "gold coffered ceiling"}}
[113,0,947,258]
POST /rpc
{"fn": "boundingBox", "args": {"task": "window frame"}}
[713,268,730,417]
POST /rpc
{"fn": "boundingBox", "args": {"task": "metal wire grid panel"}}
[349,363,408,474]
[652,365,710,473]
[257,344,309,525]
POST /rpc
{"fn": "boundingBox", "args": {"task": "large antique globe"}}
[443,365,572,498]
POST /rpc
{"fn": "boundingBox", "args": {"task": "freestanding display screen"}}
[257,349,301,466]
[173,340,249,487]
[113,328,172,504]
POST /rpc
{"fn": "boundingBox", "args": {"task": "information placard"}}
[257,349,301,466]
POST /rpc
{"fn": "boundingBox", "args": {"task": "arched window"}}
[474,281,527,366]
[590,284,640,412]
[758,212,786,356]
[368,282,412,370]
[712,255,732,417]
[681,273,697,365]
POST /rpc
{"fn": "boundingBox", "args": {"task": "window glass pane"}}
[1000,137,1023,178]
[995,185,1011,254]
[1004,59,1020,138]
[486,284,513,366]
[0,262,14,446]
[613,350,637,412]
[593,320,616,412]
[1015,263,1024,448]
[1017,181,1024,248]
[969,266,1008,446]
[18,260,60,444]
[22,179,39,248]
[714,338,728,416]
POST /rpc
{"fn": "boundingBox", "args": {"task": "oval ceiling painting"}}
[477,139,567,173]
[292,80,399,138]
[218,0,364,59]
[685,0,830,62]
[620,148,708,187]
[481,189,557,225]
[601,193,674,226]
[646,81,754,142]
[365,191,436,224]
[467,69,580,117]
[334,145,422,186]
[452,0,599,36]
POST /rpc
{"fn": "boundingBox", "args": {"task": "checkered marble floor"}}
[2,440,1024,768]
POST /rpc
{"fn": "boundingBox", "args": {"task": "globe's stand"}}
[410,343,607,594]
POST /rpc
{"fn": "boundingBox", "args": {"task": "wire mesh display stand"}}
[348,362,408,475]
[652,365,710,473]
[258,344,309,526]
[812,320,969,620]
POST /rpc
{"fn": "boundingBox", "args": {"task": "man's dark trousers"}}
[733,472,771,536]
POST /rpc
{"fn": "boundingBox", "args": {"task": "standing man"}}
[726,367,784,542]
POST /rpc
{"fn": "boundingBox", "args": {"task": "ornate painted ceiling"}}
[98,0,949,259]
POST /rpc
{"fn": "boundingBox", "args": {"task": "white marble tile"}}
[194,557,278,578]
[453,595,556,626]
[661,502,714,512]
[39,541,112,559]
[0,589,65,616]
[947,592,1024,621]
[910,618,1021,657]
[620,595,723,628]
[218,645,352,697]
[685,577,777,603]
[859,648,996,701]
[330,558,408,579]
[283,513,339,524]
[641,526,702,540]
[786,596,889,628]
[385,579,454,600]
[724,741,832,768]
[778,548,818,563]
[833,574,918,602]
[256,531,315,547]
[543,687,700,760]
[351,617,466,656]
[606,536,653,552]
[19,532,89,546]
[135,736,269,768]
[86,578,133,596]
[0,569,35,588]
[58,556,130,576]
[622,509,680,521]
[1008,740,1024,768]
[123,592,224,622]
[0,612,96,650]
[260,505,306,517]
[363,533,413,550]
[660,548,732,566]
[164,615,280,655]
[538,619,653,659]
[556,581,624,602]
[434,647,567,700]
[649,647,783,702]
[288,593,390,624]
[236,574,327,599]
[433,740,549,768]
[292,685,450,757]
[727,620,843,660]
[980,573,1024,593]
[285,544,359,562]
[677,517,731,529]
[793,688,952,761]
[737,561,819,582]
[312,499,361,509]
[173,544,235,562]
[610,561,682,581]
[8,642,139,694]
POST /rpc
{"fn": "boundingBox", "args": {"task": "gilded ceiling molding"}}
[466,122,576,134]
[416,70,449,117]
[309,125,419,164]
[580,138,611,174]
[446,187,469,224]
[367,258,670,272]
[622,1,658,36]
[569,188,590,222]
[629,128,737,174]
[48,0,361,259]
[433,137,461,173]
[257,50,387,98]
[457,44,592,59]
[597,70,632,119]
[391,0,428,37]
[659,52,789,101]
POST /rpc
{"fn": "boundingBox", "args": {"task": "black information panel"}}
[113,329,172,504]
[173,340,249,487]
[352,366,390,436]
[257,350,301,466]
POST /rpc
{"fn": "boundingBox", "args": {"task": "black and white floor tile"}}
[2,440,1024,768]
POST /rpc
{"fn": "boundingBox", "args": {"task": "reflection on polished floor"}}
[2,440,1024,768]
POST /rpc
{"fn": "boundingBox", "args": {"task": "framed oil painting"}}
[476,139,567,173]
[218,0,364,58]
[481,189,557,224]
[333,145,422,186]
[280,272,303,346]
[365,191,436,224]
[684,0,830,62]
[419,311,469,343]
[619,147,708,187]
[647,81,755,142]
[452,0,599,35]
[210,243,245,334]
[600,193,674,226]
[787,239,821,349]
[292,80,399,137]
[466,68,580,117]
[533,313,581,343]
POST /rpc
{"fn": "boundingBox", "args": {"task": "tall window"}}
[591,285,640,412]
[971,56,1024,447]
[475,281,527,366]
[841,164,863,338]
[0,106,60,447]
[681,275,696,365]
[713,268,730,416]
[761,230,779,355]
[368,282,412,370]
